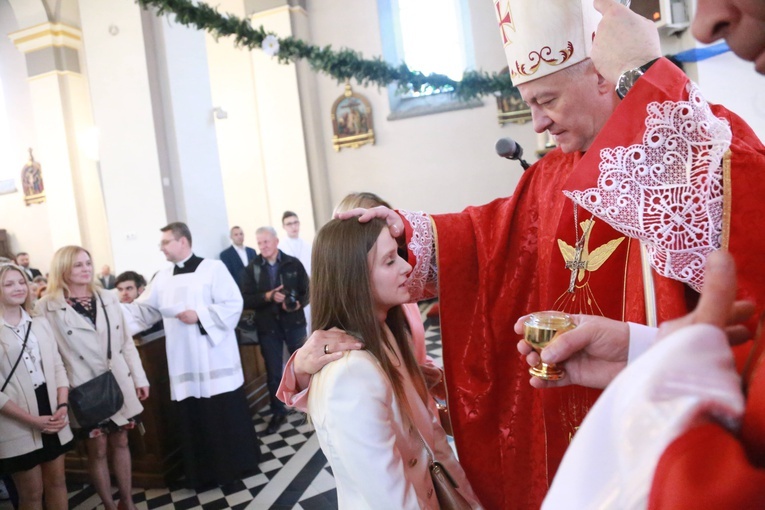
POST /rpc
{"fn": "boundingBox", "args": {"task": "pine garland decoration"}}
[136,0,519,100]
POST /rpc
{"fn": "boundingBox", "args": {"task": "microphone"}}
[495,137,530,170]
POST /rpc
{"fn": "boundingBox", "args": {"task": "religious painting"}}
[331,83,375,151]
[496,92,531,125]
[496,66,532,125]
[21,148,45,206]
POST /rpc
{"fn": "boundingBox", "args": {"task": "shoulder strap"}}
[95,292,112,364]
[1,323,32,393]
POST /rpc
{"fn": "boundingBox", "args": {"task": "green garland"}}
[136,0,519,100]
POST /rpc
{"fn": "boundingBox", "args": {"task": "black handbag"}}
[68,293,124,428]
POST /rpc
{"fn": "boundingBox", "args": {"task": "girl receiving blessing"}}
[308,218,482,509]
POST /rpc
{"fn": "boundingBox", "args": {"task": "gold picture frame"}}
[21,148,45,206]
[496,66,532,125]
[496,93,532,125]
[331,83,375,152]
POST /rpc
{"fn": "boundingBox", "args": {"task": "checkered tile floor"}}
[0,303,442,510]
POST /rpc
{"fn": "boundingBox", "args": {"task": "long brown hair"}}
[311,218,427,414]
[46,245,97,299]
[0,264,36,315]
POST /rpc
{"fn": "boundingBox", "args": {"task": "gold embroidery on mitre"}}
[494,1,516,47]
[511,41,575,79]
[553,219,625,315]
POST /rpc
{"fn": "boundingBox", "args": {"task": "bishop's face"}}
[518,63,615,153]
[693,0,765,74]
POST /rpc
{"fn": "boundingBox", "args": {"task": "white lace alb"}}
[565,82,732,292]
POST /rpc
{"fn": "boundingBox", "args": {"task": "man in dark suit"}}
[219,226,257,284]
[99,265,116,289]
[15,252,42,281]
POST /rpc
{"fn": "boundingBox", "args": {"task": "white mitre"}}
[492,0,602,85]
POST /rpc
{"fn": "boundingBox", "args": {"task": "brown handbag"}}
[415,425,472,510]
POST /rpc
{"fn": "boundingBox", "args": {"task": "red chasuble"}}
[423,150,687,509]
[402,58,765,509]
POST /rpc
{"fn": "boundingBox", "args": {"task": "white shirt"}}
[2,310,45,388]
[233,244,249,267]
[280,236,312,276]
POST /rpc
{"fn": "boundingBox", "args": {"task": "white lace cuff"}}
[400,210,438,301]
[566,82,731,292]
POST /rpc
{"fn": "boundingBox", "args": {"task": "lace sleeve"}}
[400,210,439,301]
[566,82,731,292]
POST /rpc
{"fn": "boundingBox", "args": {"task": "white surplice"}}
[543,324,744,510]
[134,259,244,400]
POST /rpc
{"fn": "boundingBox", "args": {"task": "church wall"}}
[304,0,537,220]
[0,0,56,272]
[696,54,765,138]
[247,5,317,244]
[205,0,274,248]
[77,0,170,279]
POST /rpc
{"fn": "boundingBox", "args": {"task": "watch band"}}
[616,58,660,100]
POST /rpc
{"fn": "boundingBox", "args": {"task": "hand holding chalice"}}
[523,311,575,381]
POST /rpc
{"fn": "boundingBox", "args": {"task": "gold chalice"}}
[523,311,575,381]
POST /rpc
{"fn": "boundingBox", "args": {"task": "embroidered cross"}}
[566,242,588,294]
[495,1,515,46]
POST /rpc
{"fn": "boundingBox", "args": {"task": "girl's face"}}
[67,250,93,286]
[368,228,412,317]
[1,270,29,307]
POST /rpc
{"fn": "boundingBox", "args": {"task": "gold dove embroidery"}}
[558,219,625,283]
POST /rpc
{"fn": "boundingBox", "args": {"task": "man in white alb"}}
[134,222,260,489]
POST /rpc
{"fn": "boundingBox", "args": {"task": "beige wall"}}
[305,0,538,220]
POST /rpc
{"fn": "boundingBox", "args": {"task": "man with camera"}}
[242,226,309,434]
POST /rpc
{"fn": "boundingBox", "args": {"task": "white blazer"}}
[308,346,482,510]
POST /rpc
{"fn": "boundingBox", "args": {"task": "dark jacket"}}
[220,245,257,285]
[241,250,309,334]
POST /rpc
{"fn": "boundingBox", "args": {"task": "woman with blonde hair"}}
[305,218,481,508]
[36,247,149,510]
[0,263,72,510]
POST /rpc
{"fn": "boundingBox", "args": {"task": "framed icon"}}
[331,83,375,151]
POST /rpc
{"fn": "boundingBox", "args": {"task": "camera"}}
[283,289,299,311]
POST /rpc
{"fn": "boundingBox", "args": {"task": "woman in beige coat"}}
[0,263,73,510]
[37,246,149,510]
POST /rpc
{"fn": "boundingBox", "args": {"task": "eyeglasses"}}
[159,238,178,248]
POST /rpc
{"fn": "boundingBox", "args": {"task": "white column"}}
[144,8,231,258]
[9,22,113,267]
[204,0,272,243]
[249,3,317,240]
[77,0,169,278]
